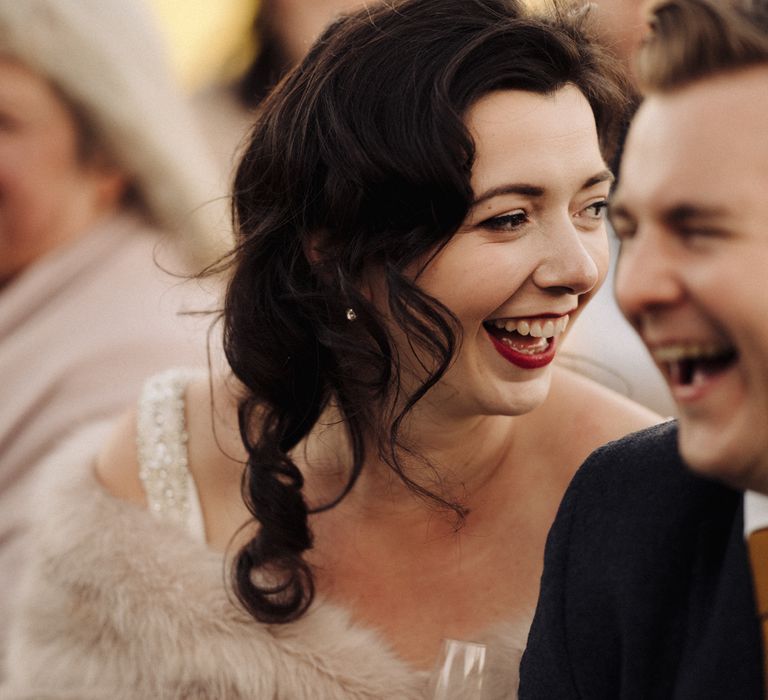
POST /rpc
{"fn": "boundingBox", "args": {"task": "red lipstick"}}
[486,330,557,369]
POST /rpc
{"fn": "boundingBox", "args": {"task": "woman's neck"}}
[297,402,535,532]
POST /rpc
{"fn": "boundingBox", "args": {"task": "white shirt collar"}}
[743,490,768,538]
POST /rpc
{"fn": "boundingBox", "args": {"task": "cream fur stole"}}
[0,427,527,699]
[0,427,426,699]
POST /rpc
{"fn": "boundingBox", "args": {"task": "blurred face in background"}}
[525,0,647,73]
[592,0,648,80]
[613,66,768,493]
[266,0,375,64]
[0,58,125,289]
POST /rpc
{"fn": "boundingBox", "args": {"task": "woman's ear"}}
[302,231,374,301]
[303,231,328,266]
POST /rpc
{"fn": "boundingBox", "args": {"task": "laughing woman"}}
[1,0,659,697]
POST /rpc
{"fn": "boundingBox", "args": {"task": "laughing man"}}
[519,0,768,697]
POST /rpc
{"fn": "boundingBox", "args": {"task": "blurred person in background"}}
[195,0,375,186]
[591,0,648,79]
[1,1,659,696]
[237,0,377,104]
[0,0,225,661]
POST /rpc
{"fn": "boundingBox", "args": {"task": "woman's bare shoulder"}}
[94,373,246,510]
[548,366,665,445]
[94,406,146,506]
[184,374,253,549]
[185,373,247,495]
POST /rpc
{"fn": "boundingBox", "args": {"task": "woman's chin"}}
[476,371,554,418]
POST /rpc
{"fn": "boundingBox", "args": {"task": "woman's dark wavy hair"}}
[224,0,630,624]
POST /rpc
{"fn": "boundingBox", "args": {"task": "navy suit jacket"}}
[519,421,763,699]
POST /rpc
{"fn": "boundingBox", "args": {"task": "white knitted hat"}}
[0,0,229,265]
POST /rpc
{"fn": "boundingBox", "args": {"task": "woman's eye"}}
[480,209,529,232]
[579,200,608,220]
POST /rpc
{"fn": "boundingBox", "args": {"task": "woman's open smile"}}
[484,313,571,369]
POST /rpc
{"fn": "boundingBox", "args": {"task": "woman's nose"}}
[533,223,601,296]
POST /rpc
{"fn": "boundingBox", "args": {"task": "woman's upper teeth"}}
[491,314,569,338]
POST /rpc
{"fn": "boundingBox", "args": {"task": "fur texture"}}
[0,429,527,699]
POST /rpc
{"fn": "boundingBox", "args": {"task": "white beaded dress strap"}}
[136,368,206,543]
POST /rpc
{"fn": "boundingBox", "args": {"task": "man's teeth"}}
[652,342,732,362]
[491,314,569,339]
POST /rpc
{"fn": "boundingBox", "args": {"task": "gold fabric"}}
[747,528,768,697]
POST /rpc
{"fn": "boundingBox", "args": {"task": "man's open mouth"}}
[653,342,738,387]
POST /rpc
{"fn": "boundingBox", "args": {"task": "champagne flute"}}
[428,639,516,700]
[428,639,487,700]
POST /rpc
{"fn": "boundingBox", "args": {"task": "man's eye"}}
[481,209,528,232]
[0,112,19,131]
[677,225,726,240]
[610,219,636,242]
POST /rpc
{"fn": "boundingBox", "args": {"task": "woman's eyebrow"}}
[472,183,545,206]
[472,169,615,207]
[583,169,614,189]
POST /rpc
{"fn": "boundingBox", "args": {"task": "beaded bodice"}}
[136,368,206,542]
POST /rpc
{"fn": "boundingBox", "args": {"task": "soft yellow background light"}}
[147,0,259,92]
[150,0,548,92]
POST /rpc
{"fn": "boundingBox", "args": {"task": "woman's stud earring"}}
[345,308,357,321]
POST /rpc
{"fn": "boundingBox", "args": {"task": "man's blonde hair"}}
[638,0,768,92]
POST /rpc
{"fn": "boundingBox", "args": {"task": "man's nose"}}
[614,226,685,324]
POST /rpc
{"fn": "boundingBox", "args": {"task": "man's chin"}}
[679,431,768,494]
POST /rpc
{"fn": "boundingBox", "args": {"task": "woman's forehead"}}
[466,87,605,197]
